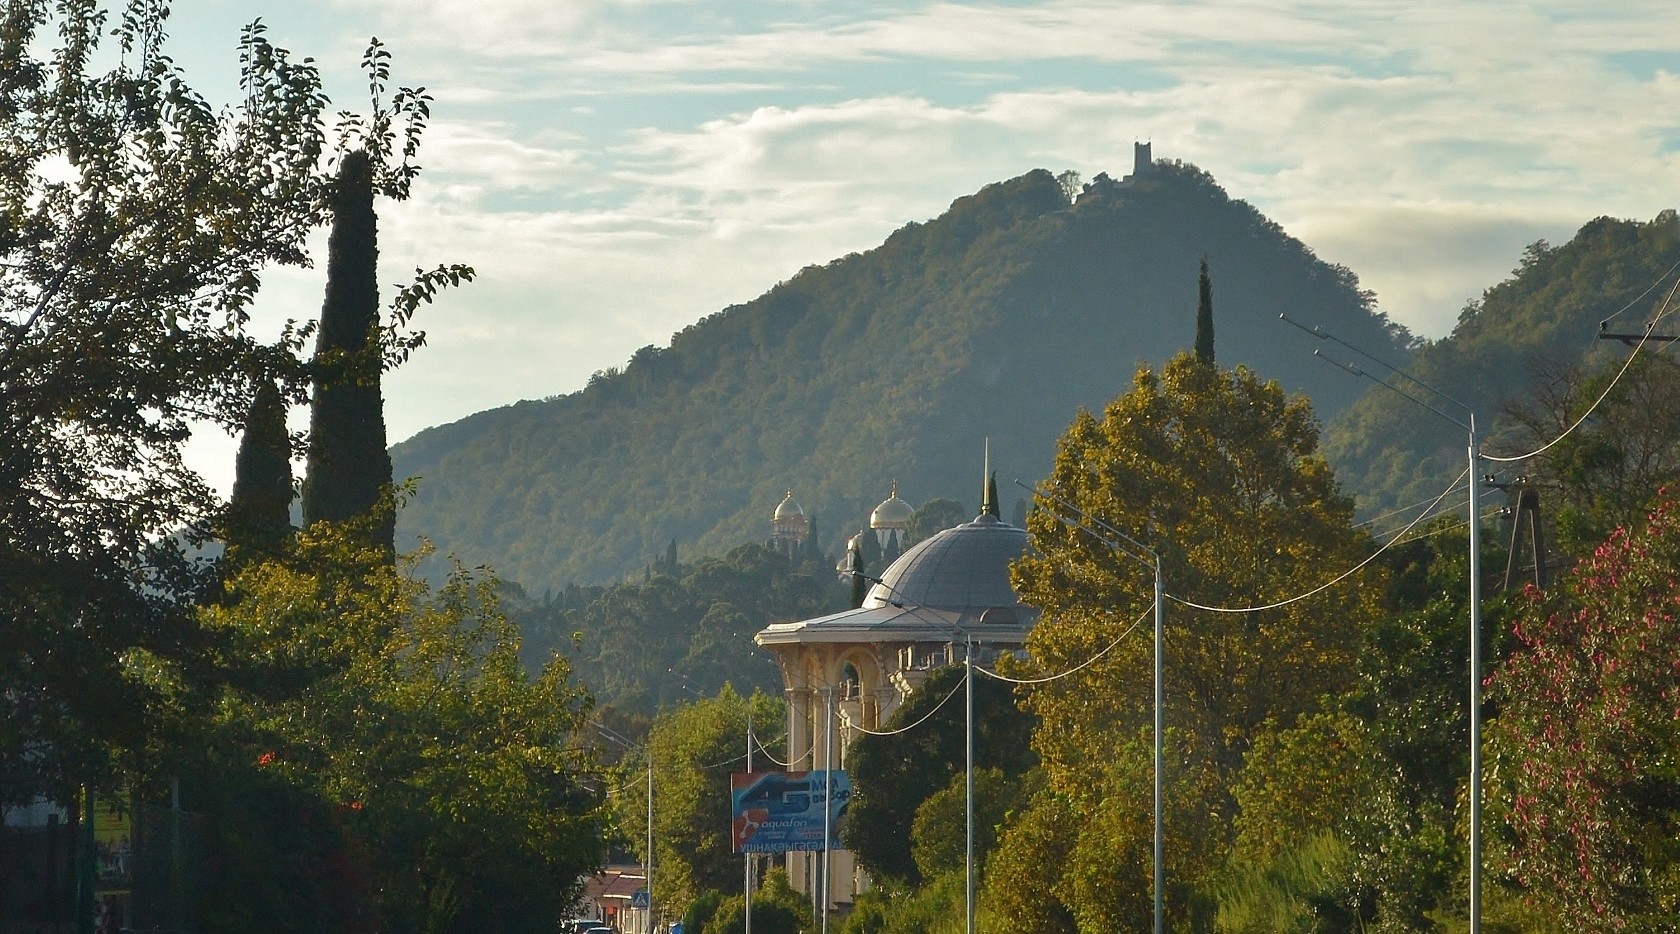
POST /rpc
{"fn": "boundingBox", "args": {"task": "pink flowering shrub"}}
[1487,489,1680,928]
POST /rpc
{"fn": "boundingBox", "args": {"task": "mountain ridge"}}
[393,161,1411,588]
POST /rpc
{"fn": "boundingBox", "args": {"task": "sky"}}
[166,0,1680,494]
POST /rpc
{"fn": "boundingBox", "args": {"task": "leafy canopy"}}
[1007,353,1385,926]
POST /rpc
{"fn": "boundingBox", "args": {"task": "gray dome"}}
[867,513,1030,611]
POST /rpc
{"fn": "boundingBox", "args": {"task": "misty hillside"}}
[392,161,1410,589]
[1324,210,1680,518]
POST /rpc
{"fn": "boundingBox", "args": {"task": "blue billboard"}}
[730,770,851,853]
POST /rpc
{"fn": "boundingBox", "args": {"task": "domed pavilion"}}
[754,478,1038,912]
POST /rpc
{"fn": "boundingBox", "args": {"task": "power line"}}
[975,604,1152,685]
[837,670,967,737]
[1489,275,1680,464]
[1165,466,1468,614]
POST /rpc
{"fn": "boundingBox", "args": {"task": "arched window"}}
[839,662,862,700]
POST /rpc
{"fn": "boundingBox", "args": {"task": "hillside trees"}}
[1326,212,1680,516]
[1502,350,1680,556]
[0,1,337,807]
[1005,353,1387,928]
[391,161,1405,589]
[516,544,845,716]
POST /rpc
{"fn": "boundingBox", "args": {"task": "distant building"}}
[1122,140,1154,183]
[769,490,809,560]
[868,482,914,565]
[754,479,1038,913]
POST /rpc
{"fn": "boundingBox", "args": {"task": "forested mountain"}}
[1324,210,1680,518]
[392,161,1410,589]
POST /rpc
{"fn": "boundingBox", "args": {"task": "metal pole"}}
[1153,557,1165,934]
[821,687,833,934]
[745,708,753,934]
[1280,317,1486,933]
[647,752,654,934]
[965,636,976,934]
[1468,418,1482,934]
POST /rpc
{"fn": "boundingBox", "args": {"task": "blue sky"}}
[167,0,1680,492]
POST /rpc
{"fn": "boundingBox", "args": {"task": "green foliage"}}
[0,0,334,808]
[302,148,394,549]
[842,666,1037,886]
[631,687,784,914]
[1326,211,1680,519]
[1214,833,1359,934]
[1486,488,1680,929]
[708,868,812,934]
[226,375,296,566]
[839,869,967,934]
[977,788,1078,934]
[1503,351,1680,555]
[514,543,843,716]
[909,767,1019,881]
[1229,713,1391,869]
[1196,255,1215,364]
[392,162,1403,588]
[1011,353,1386,928]
[186,517,606,933]
[909,498,970,545]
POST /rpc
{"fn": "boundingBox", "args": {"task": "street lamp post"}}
[1282,313,1485,933]
[1021,481,1165,934]
[965,634,976,934]
[595,724,656,934]
[745,707,753,934]
[848,571,979,934]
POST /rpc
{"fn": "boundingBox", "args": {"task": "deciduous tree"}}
[191,519,606,932]
[0,1,333,806]
[1010,353,1384,923]
[638,686,785,914]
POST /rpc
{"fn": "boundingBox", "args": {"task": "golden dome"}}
[870,481,914,528]
[774,490,805,520]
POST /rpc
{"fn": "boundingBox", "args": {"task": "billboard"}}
[730,770,850,853]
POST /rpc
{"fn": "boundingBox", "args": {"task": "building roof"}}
[757,512,1037,647]
[869,482,914,528]
[773,490,805,520]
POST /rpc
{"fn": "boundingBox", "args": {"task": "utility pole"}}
[1282,313,1487,933]
[745,707,753,934]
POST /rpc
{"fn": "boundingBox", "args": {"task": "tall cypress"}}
[302,149,394,552]
[226,375,294,564]
[1195,255,1216,365]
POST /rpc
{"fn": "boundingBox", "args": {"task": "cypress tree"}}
[302,149,394,552]
[226,376,294,564]
[845,534,868,609]
[1195,255,1215,365]
[805,511,822,567]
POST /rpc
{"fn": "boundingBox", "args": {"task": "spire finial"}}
[982,440,999,518]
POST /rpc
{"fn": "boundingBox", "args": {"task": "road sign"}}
[630,889,650,910]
